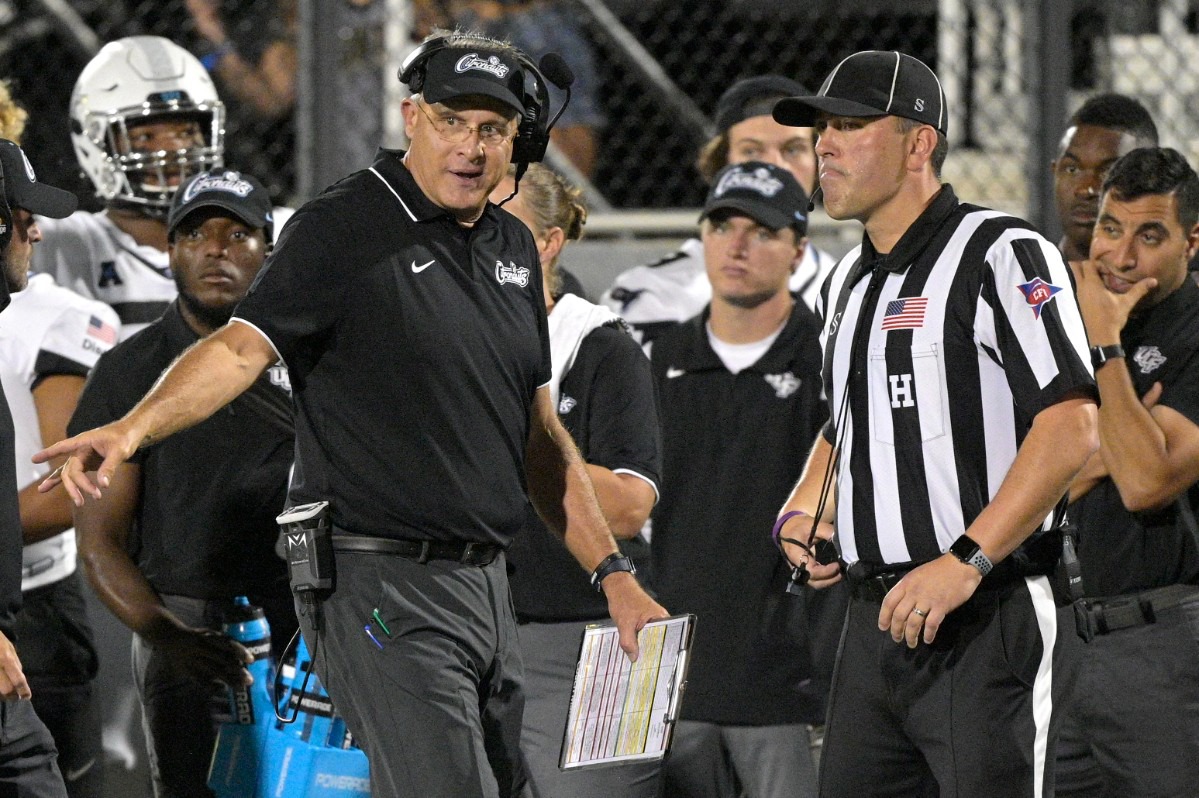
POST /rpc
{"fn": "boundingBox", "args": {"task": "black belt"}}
[845,561,918,602]
[331,534,501,566]
[1073,583,1199,642]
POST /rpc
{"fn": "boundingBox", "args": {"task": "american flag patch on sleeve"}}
[880,297,929,331]
[87,315,118,345]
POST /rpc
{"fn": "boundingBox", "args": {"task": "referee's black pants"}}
[299,549,525,798]
[818,575,1075,798]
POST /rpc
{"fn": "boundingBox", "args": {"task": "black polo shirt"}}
[1074,277,1199,596]
[650,302,829,726]
[233,149,550,545]
[506,323,660,621]
[0,386,22,640]
[69,302,294,599]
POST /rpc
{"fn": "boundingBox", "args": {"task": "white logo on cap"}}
[714,167,784,198]
[915,98,925,112]
[455,53,510,78]
[182,171,254,203]
[19,150,36,182]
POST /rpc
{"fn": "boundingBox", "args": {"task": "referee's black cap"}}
[773,50,947,136]
[714,75,810,134]
[701,161,809,236]
[168,170,274,243]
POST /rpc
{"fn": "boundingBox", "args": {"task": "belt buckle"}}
[416,541,432,564]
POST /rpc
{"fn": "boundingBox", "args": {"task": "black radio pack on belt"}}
[277,501,335,596]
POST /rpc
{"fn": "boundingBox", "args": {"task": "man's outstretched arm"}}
[35,321,277,504]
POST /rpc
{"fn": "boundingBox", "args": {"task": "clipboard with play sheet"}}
[559,614,695,770]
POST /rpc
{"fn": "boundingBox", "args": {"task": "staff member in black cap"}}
[65,168,293,798]
[0,137,76,798]
[39,30,665,798]
[651,161,826,798]
[601,75,838,346]
[771,51,1097,797]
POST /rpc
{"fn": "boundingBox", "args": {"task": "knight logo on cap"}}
[714,166,785,199]
[181,171,255,203]
[455,53,510,79]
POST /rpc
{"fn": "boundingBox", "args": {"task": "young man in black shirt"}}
[68,169,292,798]
[40,31,665,798]
[650,161,829,797]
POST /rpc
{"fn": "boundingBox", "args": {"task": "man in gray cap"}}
[601,75,838,347]
[39,30,665,798]
[0,137,77,797]
[771,51,1097,797]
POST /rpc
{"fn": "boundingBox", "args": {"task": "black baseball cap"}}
[419,46,526,116]
[773,50,947,136]
[168,170,274,242]
[0,139,78,219]
[700,161,808,236]
[714,75,810,134]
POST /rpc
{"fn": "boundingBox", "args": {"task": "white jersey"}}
[31,211,174,340]
[599,237,837,345]
[0,274,121,591]
[32,206,295,341]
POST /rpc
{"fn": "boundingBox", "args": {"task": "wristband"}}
[1090,343,1125,370]
[948,534,993,576]
[771,510,806,548]
[590,552,635,592]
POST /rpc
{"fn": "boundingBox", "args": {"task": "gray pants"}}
[516,620,659,798]
[130,595,226,798]
[662,720,817,798]
[299,550,525,798]
[1056,593,1199,798]
[0,696,68,797]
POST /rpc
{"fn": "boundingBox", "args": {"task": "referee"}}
[771,51,1097,797]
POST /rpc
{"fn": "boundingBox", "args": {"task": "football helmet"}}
[70,36,225,214]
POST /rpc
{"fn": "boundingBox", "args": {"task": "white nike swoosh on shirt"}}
[411,259,436,273]
[666,367,686,379]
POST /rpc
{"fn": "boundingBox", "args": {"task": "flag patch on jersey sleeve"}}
[880,297,928,330]
[1017,278,1062,319]
[87,316,117,345]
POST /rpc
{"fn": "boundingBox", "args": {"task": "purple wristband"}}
[772,510,806,547]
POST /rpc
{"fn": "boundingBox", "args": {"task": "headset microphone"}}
[808,184,823,213]
[537,53,574,133]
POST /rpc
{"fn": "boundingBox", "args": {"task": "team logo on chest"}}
[764,371,801,399]
[1017,277,1062,319]
[559,395,577,414]
[1133,345,1166,374]
[495,260,530,287]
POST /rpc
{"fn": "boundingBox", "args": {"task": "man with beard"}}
[1051,94,1157,264]
[65,170,295,798]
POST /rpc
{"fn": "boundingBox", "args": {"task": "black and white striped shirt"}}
[817,185,1093,567]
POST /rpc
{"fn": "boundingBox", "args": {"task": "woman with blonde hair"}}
[490,164,662,797]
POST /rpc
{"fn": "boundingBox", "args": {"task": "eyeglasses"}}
[416,101,517,147]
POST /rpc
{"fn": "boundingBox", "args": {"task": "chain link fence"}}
[3,0,1199,220]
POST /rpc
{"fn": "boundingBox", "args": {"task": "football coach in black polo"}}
[35,30,666,798]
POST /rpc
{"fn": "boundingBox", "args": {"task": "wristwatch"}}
[590,552,636,592]
[948,534,993,577]
[1090,343,1125,370]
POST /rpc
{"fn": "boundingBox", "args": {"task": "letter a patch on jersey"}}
[1017,277,1062,319]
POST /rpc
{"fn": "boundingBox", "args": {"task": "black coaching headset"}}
[398,35,574,169]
